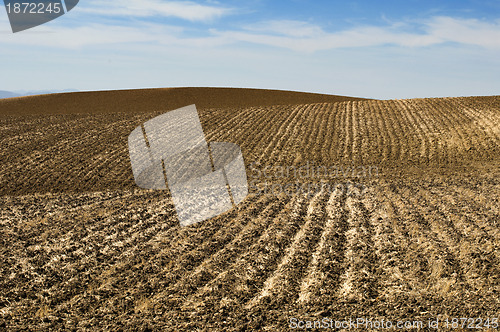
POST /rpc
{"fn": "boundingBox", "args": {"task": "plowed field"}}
[0,89,499,331]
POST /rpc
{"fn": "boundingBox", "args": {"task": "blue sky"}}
[1,0,499,99]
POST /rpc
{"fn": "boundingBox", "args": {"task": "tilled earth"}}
[0,90,499,331]
[0,170,499,331]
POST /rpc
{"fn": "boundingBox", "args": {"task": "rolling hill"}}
[0,88,498,331]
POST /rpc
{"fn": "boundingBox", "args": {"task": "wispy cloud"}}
[0,22,230,49]
[79,0,233,22]
[242,20,325,38]
[427,16,500,48]
[213,17,500,52]
[1,12,500,53]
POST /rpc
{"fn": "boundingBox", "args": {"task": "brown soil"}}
[0,89,498,331]
[0,87,368,116]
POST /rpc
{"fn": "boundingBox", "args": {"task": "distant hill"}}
[0,87,368,115]
[0,89,79,100]
[0,90,20,99]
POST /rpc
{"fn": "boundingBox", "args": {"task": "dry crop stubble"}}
[245,190,330,309]
[296,186,346,305]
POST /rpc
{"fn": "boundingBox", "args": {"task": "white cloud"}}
[79,0,233,22]
[213,26,443,52]
[426,16,500,48]
[242,20,325,38]
[212,17,500,52]
[0,23,170,48]
[1,14,500,52]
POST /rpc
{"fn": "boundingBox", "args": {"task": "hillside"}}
[0,94,498,196]
[0,87,367,116]
[0,89,499,331]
